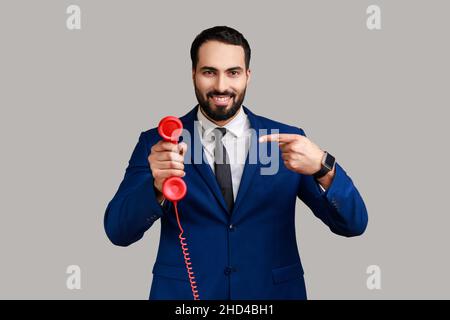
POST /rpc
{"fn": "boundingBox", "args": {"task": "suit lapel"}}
[230,106,263,218]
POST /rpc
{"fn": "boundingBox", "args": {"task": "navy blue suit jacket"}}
[104,105,368,300]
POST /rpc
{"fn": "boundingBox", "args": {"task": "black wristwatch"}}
[313,151,335,179]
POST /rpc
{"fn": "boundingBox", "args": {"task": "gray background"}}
[0,0,448,299]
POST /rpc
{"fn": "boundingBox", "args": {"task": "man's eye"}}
[204,71,214,76]
[230,71,240,76]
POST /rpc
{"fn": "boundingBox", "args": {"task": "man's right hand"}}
[148,140,187,202]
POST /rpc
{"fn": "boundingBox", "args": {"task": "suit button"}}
[229,224,235,232]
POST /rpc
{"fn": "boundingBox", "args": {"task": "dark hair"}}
[190,26,251,70]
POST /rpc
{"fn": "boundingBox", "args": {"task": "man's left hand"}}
[259,133,336,189]
[259,133,324,175]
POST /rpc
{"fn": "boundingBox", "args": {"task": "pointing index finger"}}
[258,133,299,143]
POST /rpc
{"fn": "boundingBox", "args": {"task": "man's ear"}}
[192,68,196,81]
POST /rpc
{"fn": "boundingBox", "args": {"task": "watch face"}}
[323,153,335,170]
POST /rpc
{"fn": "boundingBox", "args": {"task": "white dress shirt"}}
[197,106,251,201]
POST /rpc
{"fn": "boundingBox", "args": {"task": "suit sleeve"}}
[104,131,166,246]
[296,129,368,237]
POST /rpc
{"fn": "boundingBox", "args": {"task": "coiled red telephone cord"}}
[173,201,200,300]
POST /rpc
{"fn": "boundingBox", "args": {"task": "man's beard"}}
[194,85,246,122]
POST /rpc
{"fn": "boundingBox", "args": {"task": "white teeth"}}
[213,96,230,102]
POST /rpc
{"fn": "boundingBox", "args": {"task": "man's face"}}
[192,40,251,123]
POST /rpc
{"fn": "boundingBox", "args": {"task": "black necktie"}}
[213,127,234,213]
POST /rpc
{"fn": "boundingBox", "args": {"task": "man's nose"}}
[214,73,228,93]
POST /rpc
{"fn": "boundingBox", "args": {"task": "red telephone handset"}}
[157,116,187,202]
[157,116,200,300]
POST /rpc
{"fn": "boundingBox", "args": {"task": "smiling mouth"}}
[210,95,232,106]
